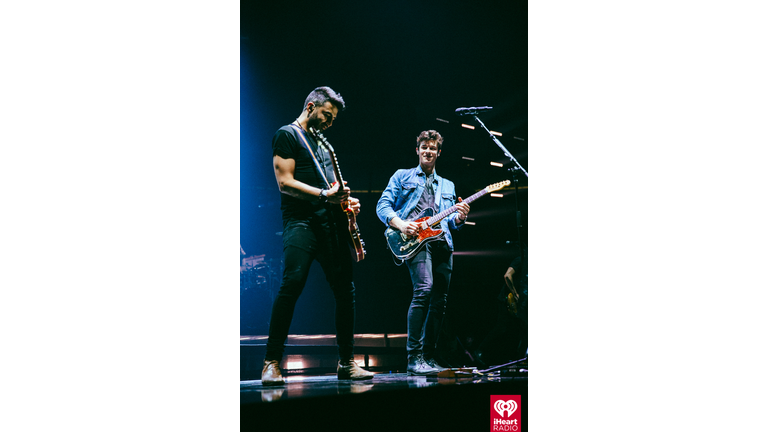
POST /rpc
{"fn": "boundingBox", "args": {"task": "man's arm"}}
[504,267,515,291]
[503,266,519,313]
[375,173,400,226]
[273,155,349,204]
[375,172,420,234]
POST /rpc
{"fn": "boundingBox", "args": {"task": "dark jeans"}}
[265,220,356,361]
[405,240,452,358]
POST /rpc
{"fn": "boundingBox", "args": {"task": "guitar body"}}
[384,208,446,261]
[381,179,511,263]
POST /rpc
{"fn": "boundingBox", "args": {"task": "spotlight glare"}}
[464,221,476,226]
[286,361,304,369]
[490,193,503,198]
[490,162,503,167]
[490,131,502,136]
[461,124,475,130]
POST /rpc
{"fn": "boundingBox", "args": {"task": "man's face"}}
[416,140,440,169]
[307,101,338,131]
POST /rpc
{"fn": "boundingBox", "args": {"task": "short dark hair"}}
[304,86,346,112]
[416,130,443,151]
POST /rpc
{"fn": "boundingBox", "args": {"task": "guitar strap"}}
[289,123,332,188]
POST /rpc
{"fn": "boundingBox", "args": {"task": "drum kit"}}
[240,246,282,332]
[240,256,281,296]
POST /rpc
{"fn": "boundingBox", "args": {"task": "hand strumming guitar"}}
[396,219,421,236]
[348,197,361,215]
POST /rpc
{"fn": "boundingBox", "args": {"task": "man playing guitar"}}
[375,130,471,375]
[261,86,374,385]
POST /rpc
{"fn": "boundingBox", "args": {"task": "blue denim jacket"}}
[376,165,464,250]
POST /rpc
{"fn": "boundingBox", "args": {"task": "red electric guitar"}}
[384,180,510,262]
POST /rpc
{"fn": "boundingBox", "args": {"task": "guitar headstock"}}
[486,180,511,193]
[309,127,335,154]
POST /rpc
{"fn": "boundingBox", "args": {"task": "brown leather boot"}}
[261,360,285,386]
[337,358,375,380]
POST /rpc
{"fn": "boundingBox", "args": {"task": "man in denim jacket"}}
[376,130,471,375]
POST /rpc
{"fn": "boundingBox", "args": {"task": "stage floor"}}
[241,368,528,430]
[240,334,528,429]
[241,369,527,403]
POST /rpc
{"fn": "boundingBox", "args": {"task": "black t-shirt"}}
[271,124,336,224]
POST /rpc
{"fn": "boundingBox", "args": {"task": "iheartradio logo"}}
[494,400,518,417]
[490,395,521,431]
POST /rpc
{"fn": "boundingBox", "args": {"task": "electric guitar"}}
[309,127,366,262]
[384,180,510,262]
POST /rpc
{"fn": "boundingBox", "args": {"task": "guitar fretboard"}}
[425,187,488,226]
[310,127,344,186]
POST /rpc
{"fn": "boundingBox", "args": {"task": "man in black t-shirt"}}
[261,86,374,386]
[475,247,528,368]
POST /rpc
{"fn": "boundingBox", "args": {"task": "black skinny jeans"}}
[405,241,452,358]
[265,220,356,361]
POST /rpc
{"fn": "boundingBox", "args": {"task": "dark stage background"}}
[240,0,527,347]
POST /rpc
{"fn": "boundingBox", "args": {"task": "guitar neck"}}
[330,155,344,187]
[311,127,344,187]
[425,187,488,226]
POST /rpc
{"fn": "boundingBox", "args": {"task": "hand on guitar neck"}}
[327,181,361,214]
[325,181,351,205]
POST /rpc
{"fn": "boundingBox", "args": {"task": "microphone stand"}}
[472,113,527,317]
[459,113,528,368]
[472,115,527,177]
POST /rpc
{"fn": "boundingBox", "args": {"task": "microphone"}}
[455,106,493,116]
